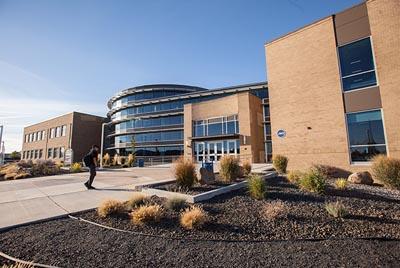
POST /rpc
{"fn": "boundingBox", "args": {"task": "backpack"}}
[83,154,92,167]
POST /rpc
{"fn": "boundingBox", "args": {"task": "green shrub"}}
[31,160,60,176]
[219,155,240,182]
[287,170,303,184]
[325,201,347,218]
[371,155,400,190]
[174,157,197,188]
[299,168,326,194]
[272,155,288,174]
[131,204,163,225]
[247,174,267,200]
[70,162,82,173]
[165,197,188,212]
[242,160,252,177]
[335,178,348,190]
[126,193,149,210]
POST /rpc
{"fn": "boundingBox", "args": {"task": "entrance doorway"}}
[194,139,239,163]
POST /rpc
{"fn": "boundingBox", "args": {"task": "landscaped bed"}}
[1,175,400,267]
[81,175,400,241]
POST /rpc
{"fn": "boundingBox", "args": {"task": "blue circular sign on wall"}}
[277,129,286,138]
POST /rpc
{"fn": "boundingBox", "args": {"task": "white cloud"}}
[0,59,108,152]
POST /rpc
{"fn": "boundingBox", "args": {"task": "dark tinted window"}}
[347,110,386,162]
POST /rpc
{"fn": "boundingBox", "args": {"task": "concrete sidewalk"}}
[0,167,173,231]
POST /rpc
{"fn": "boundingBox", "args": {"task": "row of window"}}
[24,125,67,143]
[22,147,65,160]
[115,115,183,131]
[111,94,230,120]
[49,125,67,139]
[193,115,239,137]
[115,130,184,144]
[25,130,46,143]
[112,90,187,108]
[118,146,184,156]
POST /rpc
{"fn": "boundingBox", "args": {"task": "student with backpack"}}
[83,145,99,190]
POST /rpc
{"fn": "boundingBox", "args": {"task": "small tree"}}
[10,151,21,160]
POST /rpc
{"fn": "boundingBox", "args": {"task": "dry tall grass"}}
[174,157,197,188]
[180,206,208,230]
[97,199,126,218]
[371,155,400,190]
[219,155,240,182]
[131,204,163,225]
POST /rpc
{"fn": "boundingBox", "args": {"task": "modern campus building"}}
[265,0,399,171]
[106,0,398,171]
[106,83,270,163]
[21,112,106,163]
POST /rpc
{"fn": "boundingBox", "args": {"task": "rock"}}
[198,167,215,185]
[347,171,373,185]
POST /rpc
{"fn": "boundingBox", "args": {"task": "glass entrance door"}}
[194,139,239,163]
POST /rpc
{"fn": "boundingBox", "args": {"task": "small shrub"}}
[131,204,163,225]
[112,154,119,166]
[325,201,347,218]
[119,156,126,166]
[262,201,288,220]
[180,206,208,230]
[371,155,400,190]
[97,199,125,218]
[4,172,18,180]
[126,193,149,210]
[31,160,60,176]
[14,172,30,180]
[335,178,348,190]
[242,160,252,176]
[70,162,82,173]
[299,168,326,194]
[128,153,136,167]
[287,170,303,184]
[272,155,288,174]
[219,155,240,182]
[247,174,266,200]
[174,157,197,188]
[165,197,188,212]
[103,153,110,166]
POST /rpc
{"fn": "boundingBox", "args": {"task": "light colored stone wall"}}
[265,17,351,171]
[367,0,400,159]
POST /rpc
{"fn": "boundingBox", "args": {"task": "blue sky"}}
[0,0,361,152]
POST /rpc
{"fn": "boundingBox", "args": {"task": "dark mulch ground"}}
[153,178,243,195]
[1,176,400,267]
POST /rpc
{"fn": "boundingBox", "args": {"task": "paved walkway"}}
[0,167,173,230]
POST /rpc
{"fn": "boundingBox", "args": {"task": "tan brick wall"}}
[265,17,351,172]
[183,93,264,163]
[21,112,105,163]
[367,0,400,159]
[22,113,73,160]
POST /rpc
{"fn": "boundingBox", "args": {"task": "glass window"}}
[42,130,46,140]
[61,125,67,136]
[338,37,377,91]
[50,128,55,139]
[60,147,65,158]
[48,148,53,158]
[54,148,59,158]
[347,110,386,162]
[39,149,43,159]
[56,126,61,137]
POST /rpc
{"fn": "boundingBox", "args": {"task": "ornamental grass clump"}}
[242,160,252,177]
[180,206,208,230]
[335,178,348,190]
[219,155,240,182]
[97,199,126,218]
[174,157,197,188]
[299,168,326,194]
[131,204,163,225]
[127,153,136,167]
[70,162,82,173]
[165,197,188,212]
[247,174,267,200]
[287,170,303,184]
[103,153,110,167]
[371,155,400,190]
[325,201,347,218]
[262,201,288,221]
[272,155,288,174]
[126,193,149,210]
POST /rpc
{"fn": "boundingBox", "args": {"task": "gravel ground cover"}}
[1,175,400,267]
[153,179,243,195]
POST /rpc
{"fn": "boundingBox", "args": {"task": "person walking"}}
[83,145,99,190]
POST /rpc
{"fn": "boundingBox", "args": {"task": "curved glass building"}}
[107,83,269,163]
